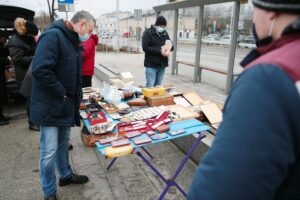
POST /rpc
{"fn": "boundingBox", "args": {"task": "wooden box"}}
[146,94,174,107]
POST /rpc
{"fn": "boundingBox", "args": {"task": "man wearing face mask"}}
[188,1,300,200]
[142,16,173,87]
[30,11,95,200]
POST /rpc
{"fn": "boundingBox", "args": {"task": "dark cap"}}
[155,16,167,26]
[252,0,300,14]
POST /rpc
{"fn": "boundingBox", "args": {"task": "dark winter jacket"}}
[82,34,98,76]
[0,47,10,69]
[142,25,173,68]
[0,57,9,68]
[30,19,82,127]
[19,62,32,98]
[6,34,36,87]
[188,18,300,200]
[0,46,10,103]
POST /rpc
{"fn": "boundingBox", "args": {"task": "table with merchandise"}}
[79,84,210,200]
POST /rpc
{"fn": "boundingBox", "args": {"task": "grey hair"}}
[71,10,95,24]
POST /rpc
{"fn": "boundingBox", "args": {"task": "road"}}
[99,37,252,90]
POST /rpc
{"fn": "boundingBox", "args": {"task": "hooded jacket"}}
[30,19,82,127]
[142,25,173,68]
[82,34,98,76]
[188,18,300,200]
[6,34,36,87]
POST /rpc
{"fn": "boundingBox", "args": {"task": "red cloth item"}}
[82,34,99,76]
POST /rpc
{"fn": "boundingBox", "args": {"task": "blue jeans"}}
[145,67,165,87]
[40,126,73,198]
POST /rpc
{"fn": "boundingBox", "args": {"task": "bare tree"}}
[47,0,57,22]
[34,11,51,32]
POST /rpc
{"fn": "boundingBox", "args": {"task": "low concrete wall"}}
[94,64,118,83]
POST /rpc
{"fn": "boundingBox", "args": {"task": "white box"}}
[118,72,134,83]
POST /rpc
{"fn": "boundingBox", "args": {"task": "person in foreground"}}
[188,0,300,199]
[30,11,95,200]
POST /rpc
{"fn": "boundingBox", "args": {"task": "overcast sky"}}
[0,0,167,18]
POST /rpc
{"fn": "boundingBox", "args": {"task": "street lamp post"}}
[116,0,120,53]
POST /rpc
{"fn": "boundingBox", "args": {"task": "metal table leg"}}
[136,133,206,199]
[107,157,118,170]
[141,146,154,159]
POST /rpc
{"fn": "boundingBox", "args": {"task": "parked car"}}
[238,39,256,48]
[217,35,231,45]
[202,34,220,45]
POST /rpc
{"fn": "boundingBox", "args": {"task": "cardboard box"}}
[142,87,166,97]
[146,94,174,107]
[183,92,205,106]
[200,103,223,130]
[173,96,192,107]
[173,92,205,107]
[167,105,200,120]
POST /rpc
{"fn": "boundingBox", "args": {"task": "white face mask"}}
[156,26,165,33]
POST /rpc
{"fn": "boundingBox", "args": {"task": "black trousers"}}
[82,76,92,88]
[0,67,6,103]
[0,67,6,117]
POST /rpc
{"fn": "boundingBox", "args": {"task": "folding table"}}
[84,118,210,199]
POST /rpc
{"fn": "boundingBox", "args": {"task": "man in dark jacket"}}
[188,1,300,200]
[30,11,95,200]
[142,16,173,87]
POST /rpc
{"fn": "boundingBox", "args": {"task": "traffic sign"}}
[58,4,74,12]
[58,0,74,4]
